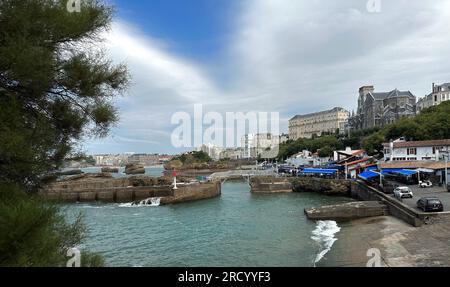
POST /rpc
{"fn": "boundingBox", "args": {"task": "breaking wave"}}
[311,220,341,266]
[119,197,161,208]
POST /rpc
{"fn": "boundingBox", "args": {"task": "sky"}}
[84,0,450,155]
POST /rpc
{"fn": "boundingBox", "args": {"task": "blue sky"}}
[85,0,450,155]
[109,0,234,61]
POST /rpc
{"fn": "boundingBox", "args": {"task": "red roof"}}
[383,139,450,148]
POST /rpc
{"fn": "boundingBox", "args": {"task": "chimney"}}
[432,83,435,93]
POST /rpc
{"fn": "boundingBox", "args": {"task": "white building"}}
[286,150,324,167]
[417,83,450,113]
[241,133,280,159]
[198,143,224,161]
[383,139,450,162]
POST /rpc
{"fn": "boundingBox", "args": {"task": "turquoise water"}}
[63,180,351,267]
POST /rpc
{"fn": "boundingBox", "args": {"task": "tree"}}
[0,0,129,266]
[318,146,334,158]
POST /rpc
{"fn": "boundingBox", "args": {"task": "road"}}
[388,182,450,212]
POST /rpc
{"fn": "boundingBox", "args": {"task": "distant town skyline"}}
[85,0,450,154]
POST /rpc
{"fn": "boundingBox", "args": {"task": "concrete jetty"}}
[305,201,389,221]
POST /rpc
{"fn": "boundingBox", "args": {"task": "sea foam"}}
[311,220,341,266]
[118,197,161,208]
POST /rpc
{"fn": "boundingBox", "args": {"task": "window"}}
[435,95,438,102]
[407,148,417,155]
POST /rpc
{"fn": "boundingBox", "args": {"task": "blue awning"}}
[358,171,380,180]
[302,168,338,175]
[382,169,417,176]
[366,166,378,171]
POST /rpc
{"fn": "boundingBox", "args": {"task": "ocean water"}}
[63,181,351,267]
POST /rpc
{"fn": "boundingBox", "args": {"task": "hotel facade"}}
[289,107,349,140]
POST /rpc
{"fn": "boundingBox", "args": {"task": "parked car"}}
[393,186,414,199]
[278,165,294,174]
[417,197,444,212]
[419,180,433,188]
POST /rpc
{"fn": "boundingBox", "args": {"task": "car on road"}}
[419,180,433,188]
[393,186,414,199]
[417,197,444,212]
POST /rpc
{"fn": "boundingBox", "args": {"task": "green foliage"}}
[0,0,128,266]
[0,0,129,189]
[277,135,343,160]
[174,151,212,164]
[0,183,86,267]
[318,146,334,158]
[362,101,450,155]
[279,102,450,160]
[361,131,385,156]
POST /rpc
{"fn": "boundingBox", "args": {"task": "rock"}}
[165,160,183,170]
[101,167,119,173]
[65,173,113,181]
[128,176,157,186]
[291,177,350,196]
[125,164,145,175]
[305,201,389,221]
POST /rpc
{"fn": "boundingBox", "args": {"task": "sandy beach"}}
[318,215,450,267]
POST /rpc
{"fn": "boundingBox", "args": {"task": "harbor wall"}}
[249,176,351,196]
[40,178,221,204]
[350,181,424,227]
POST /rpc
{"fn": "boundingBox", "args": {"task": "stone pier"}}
[305,201,389,221]
[40,175,221,205]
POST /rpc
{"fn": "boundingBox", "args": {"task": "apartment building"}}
[289,107,349,140]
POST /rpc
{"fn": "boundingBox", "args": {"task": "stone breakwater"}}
[250,176,351,196]
[40,175,221,205]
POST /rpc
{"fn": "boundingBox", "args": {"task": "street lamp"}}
[371,170,384,188]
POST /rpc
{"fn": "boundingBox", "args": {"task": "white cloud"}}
[86,0,450,154]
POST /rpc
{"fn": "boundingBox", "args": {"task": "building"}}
[348,86,416,130]
[128,154,160,166]
[220,148,242,160]
[333,147,373,179]
[379,161,450,185]
[289,107,349,140]
[241,133,280,159]
[286,150,323,167]
[417,83,450,113]
[198,143,224,161]
[383,139,450,162]
[241,134,255,159]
